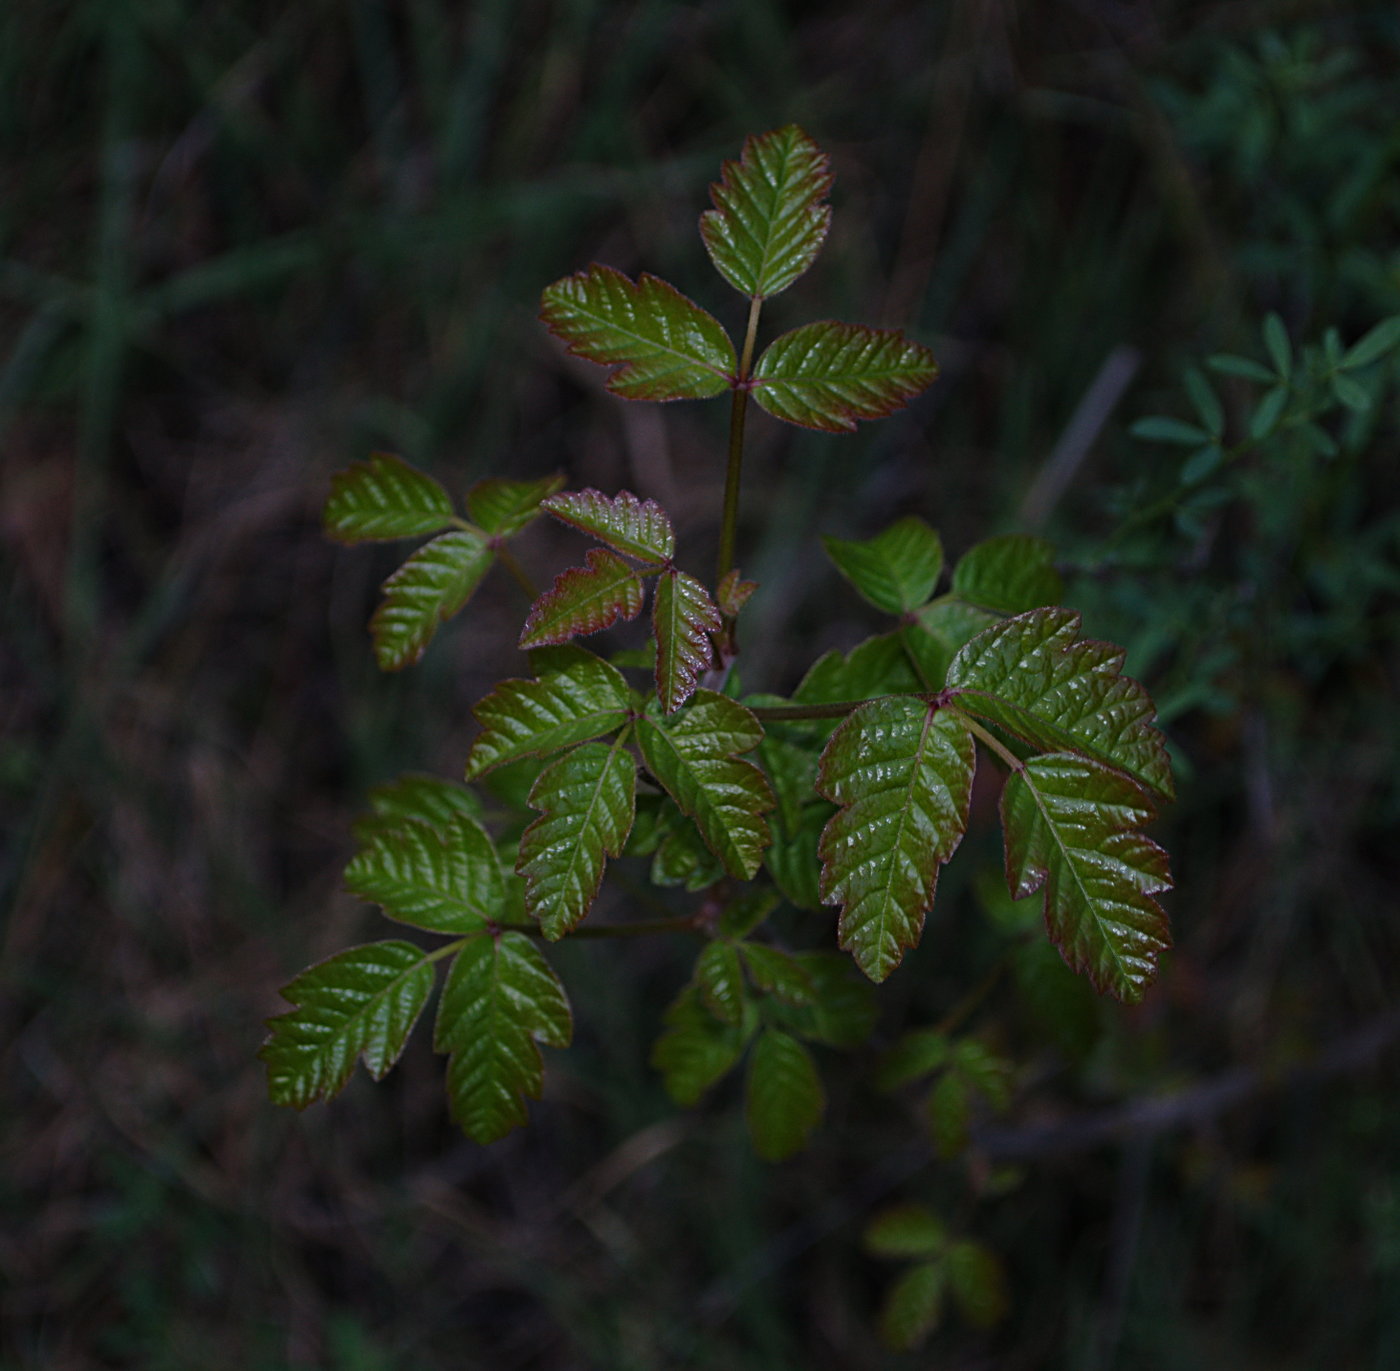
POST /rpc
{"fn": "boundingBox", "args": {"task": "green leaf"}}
[465,646,631,779]
[1129,415,1210,446]
[1340,314,1400,370]
[355,773,482,845]
[947,1241,1010,1329]
[751,321,939,433]
[751,706,823,830]
[345,813,502,934]
[764,805,827,911]
[651,984,751,1106]
[465,472,565,537]
[370,530,494,670]
[823,516,943,615]
[927,1069,971,1157]
[951,534,1062,615]
[909,601,1000,684]
[262,940,435,1108]
[636,691,774,878]
[650,812,728,890]
[1181,444,1224,484]
[1249,384,1288,440]
[540,265,734,400]
[1207,352,1275,383]
[794,632,921,710]
[744,1028,824,1161]
[781,951,877,1047]
[817,698,975,982]
[1001,753,1172,1001]
[518,547,645,649]
[875,1028,950,1091]
[1263,312,1292,379]
[435,931,571,1143]
[952,1039,1013,1112]
[699,124,833,299]
[1011,937,1101,1059]
[324,452,456,544]
[878,1261,945,1352]
[717,888,780,941]
[864,1203,948,1259]
[541,487,675,565]
[1331,372,1371,411]
[947,606,1175,801]
[1182,366,1224,437]
[652,568,721,713]
[518,740,636,939]
[738,942,815,1005]
[695,940,746,1024]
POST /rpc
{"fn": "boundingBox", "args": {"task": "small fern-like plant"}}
[262,128,1174,1180]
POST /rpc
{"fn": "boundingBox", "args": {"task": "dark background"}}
[3,1,1399,1367]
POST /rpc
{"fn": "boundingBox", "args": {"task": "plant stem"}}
[494,544,539,600]
[954,708,1025,772]
[716,295,763,585]
[934,954,1009,1037]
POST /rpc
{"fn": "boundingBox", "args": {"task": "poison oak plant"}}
[262,129,1175,1204]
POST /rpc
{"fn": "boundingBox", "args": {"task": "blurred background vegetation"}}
[3,0,1399,1366]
